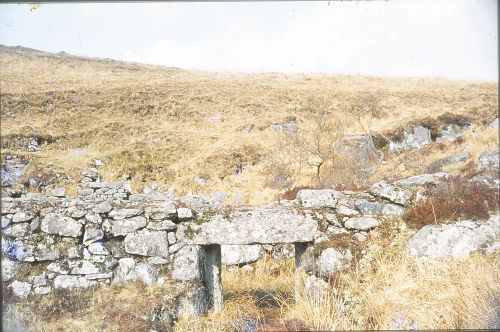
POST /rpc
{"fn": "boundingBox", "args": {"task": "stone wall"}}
[2,153,499,326]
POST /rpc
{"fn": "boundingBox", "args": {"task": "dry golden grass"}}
[1,45,498,204]
[3,281,182,332]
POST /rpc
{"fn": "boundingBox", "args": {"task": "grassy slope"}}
[1,45,498,204]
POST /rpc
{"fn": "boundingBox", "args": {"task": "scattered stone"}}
[194,177,208,186]
[127,263,159,286]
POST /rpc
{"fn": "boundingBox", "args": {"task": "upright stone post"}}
[203,244,223,311]
[294,242,313,303]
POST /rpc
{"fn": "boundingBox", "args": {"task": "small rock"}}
[41,213,83,237]
[51,187,66,197]
[93,201,113,214]
[54,275,97,289]
[177,207,194,221]
[124,229,169,258]
[222,244,264,265]
[112,216,147,236]
[296,189,342,209]
[11,281,32,299]
[12,211,35,223]
[344,217,380,230]
[318,248,352,277]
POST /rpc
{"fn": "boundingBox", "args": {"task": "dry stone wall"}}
[2,151,499,324]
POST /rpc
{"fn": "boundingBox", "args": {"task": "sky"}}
[0,1,497,81]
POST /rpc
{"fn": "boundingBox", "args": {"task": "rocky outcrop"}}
[370,172,448,206]
[406,215,500,258]
[426,149,471,173]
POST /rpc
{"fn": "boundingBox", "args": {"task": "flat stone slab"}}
[178,208,318,245]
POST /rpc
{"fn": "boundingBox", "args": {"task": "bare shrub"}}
[271,97,345,188]
[404,176,499,229]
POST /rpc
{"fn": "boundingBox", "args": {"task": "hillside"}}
[1,45,498,204]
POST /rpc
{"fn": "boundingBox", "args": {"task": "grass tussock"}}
[404,176,500,229]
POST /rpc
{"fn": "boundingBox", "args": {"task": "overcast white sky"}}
[0,1,497,81]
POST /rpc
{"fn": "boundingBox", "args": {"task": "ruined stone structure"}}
[2,149,499,327]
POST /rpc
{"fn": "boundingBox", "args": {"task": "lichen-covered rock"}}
[370,173,448,205]
[354,199,404,216]
[83,225,104,244]
[12,211,36,223]
[406,215,500,258]
[146,220,177,231]
[2,258,19,282]
[171,245,204,282]
[303,275,329,303]
[109,208,143,220]
[477,150,499,173]
[112,257,136,284]
[177,207,194,221]
[296,189,342,209]
[70,260,105,275]
[124,229,169,258]
[54,275,97,289]
[93,201,113,214]
[51,187,66,197]
[41,213,83,237]
[145,204,177,220]
[88,243,109,255]
[389,125,431,152]
[180,208,318,245]
[127,263,159,286]
[369,181,410,205]
[10,280,32,299]
[344,217,379,230]
[318,248,352,278]
[394,172,449,187]
[111,216,147,236]
[221,244,264,265]
[3,223,30,238]
[426,149,470,173]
